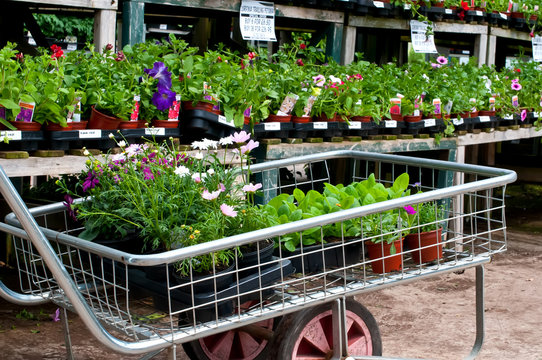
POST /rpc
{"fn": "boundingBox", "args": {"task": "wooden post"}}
[325,23,343,64]
[341,25,356,65]
[121,0,145,48]
[486,34,497,66]
[94,9,117,52]
[473,33,487,67]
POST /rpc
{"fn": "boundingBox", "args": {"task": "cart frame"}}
[0,150,516,359]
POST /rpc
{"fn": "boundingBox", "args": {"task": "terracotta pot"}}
[470,110,479,118]
[118,120,146,129]
[404,115,422,123]
[510,11,524,19]
[292,116,311,124]
[457,112,471,119]
[88,106,121,130]
[182,101,214,112]
[151,119,179,128]
[266,114,291,123]
[350,116,372,123]
[70,121,88,130]
[406,228,443,264]
[478,110,496,116]
[366,238,403,274]
[390,113,404,121]
[45,123,73,131]
[314,113,338,122]
[8,121,42,131]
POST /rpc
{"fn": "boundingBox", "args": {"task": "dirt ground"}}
[0,222,541,359]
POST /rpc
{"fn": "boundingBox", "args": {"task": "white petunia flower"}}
[174,165,190,177]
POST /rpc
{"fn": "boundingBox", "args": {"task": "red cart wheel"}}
[268,299,382,359]
[182,302,276,360]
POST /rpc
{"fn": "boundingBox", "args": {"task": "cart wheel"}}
[182,302,276,360]
[268,299,382,359]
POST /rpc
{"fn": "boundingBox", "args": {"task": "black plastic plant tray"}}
[182,109,237,141]
[472,115,498,129]
[451,116,473,132]
[335,0,357,11]
[358,0,392,17]
[378,119,406,135]
[0,130,44,151]
[464,10,486,24]
[247,122,293,140]
[345,120,375,137]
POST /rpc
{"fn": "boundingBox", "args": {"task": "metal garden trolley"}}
[0,150,516,360]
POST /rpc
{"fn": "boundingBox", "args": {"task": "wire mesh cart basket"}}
[0,150,516,360]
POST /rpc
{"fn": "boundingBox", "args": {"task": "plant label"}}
[313,122,327,129]
[130,95,140,121]
[410,20,437,54]
[385,120,397,128]
[145,128,165,136]
[218,115,235,127]
[373,1,385,8]
[277,94,298,116]
[168,95,181,121]
[0,105,5,120]
[79,130,101,139]
[453,118,464,126]
[532,35,542,62]
[0,131,22,141]
[264,122,281,131]
[15,101,35,122]
[503,114,514,120]
[433,99,441,115]
[479,116,491,123]
[424,118,436,127]
[445,9,453,14]
[349,121,362,129]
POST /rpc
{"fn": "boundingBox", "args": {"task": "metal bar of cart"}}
[0,150,516,358]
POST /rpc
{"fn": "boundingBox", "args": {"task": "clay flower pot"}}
[88,106,121,130]
[366,238,403,274]
[406,228,443,264]
[45,123,73,131]
[151,119,179,128]
[118,120,146,129]
[8,121,42,131]
[70,121,88,130]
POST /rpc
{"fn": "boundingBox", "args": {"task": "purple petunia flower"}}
[144,61,172,89]
[50,308,60,322]
[82,171,99,192]
[152,85,177,111]
[63,194,77,220]
[404,205,416,215]
[511,82,522,91]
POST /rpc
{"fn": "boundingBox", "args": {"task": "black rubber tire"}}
[267,299,382,359]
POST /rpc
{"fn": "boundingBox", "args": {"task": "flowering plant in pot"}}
[57,130,272,277]
[138,61,178,124]
[402,194,447,264]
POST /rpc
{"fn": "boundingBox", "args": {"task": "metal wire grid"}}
[1,151,512,352]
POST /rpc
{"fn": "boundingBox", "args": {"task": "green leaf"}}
[0,99,20,110]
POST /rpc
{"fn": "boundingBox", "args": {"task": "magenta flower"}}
[404,205,416,215]
[230,131,251,144]
[82,171,99,192]
[142,167,154,180]
[220,204,237,217]
[511,82,522,91]
[219,183,226,192]
[313,75,325,87]
[431,63,441,69]
[152,85,177,111]
[202,189,221,200]
[511,78,519,84]
[521,109,527,122]
[144,61,172,89]
[63,195,77,220]
[50,308,60,322]
[436,56,448,65]
[242,183,262,193]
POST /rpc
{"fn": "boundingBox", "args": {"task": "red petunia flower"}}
[296,59,304,66]
[515,68,521,73]
[300,43,306,50]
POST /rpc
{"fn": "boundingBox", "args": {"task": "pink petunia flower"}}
[431,63,441,69]
[436,56,448,65]
[521,109,527,122]
[220,204,237,217]
[404,205,416,215]
[242,183,262,193]
[313,75,325,87]
[511,78,519,84]
[511,83,522,91]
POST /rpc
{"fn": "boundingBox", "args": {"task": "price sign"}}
[0,131,22,141]
[445,9,453,14]
[479,116,491,123]
[79,129,101,139]
[373,1,385,8]
[385,120,397,128]
[313,122,328,129]
[410,20,437,54]
[240,1,276,41]
[145,128,165,136]
[67,44,77,51]
[475,10,483,16]
[499,13,508,20]
[533,35,542,62]
[503,114,514,120]
[424,118,436,127]
[218,115,235,127]
[348,121,362,129]
[453,118,464,126]
[264,122,281,131]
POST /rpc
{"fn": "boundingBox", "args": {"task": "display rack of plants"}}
[451,115,473,132]
[45,128,118,151]
[0,129,44,152]
[487,11,508,26]
[418,117,445,135]
[442,6,456,20]
[509,12,527,30]
[472,115,499,131]
[345,118,376,138]
[418,4,446,21]
[126,257,294,322]
[181,109,236,141]
[274,239,363,273]
[247,121,293,140]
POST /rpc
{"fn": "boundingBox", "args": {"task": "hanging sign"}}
[410,20,437,54]
[240,1,277,41]
[532,35,542,62]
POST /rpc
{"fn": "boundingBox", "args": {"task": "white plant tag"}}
[264,122,281,131]
[373,1,385,8]
[479,116,491,123]
[145,128,165,136]
[0,131,22,141]
[79,129,101,138]
[313,122,328,129]
[424,118,436,127]
[385,120,397,128]
[349,122,362,129]
[218,115,235,127]
[453,118,464,126]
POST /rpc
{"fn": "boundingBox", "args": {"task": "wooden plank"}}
[341,25,356,65]
[457,127,542,146]
[486,34,497,66]
[0,155,93,177]
[94,9,117,52]
[490,27,531,41]
[473,34,487,67]
[10,0,118,10]
[349,16,409,30]
[433,22,487,35]
[326,23,343,63]
[121,1,145,47]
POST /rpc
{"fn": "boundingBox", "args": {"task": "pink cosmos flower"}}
[521,109,527,122]
[230,131,251,144]
[511,82,522,91]
[404,205,416,215]
[202,189,221,200]
[220,204,237,217]
[219,183,226,192]
[436,56,448,65]
[242,183,263,193]
[239,139,259,154]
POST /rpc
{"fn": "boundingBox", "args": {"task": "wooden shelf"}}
[8,0,118,10]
